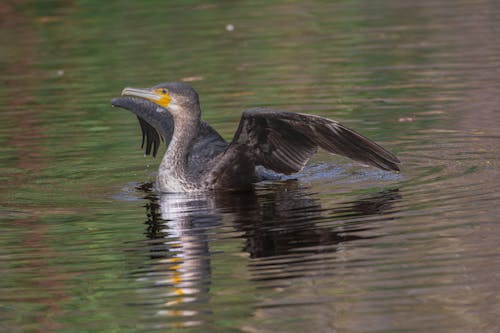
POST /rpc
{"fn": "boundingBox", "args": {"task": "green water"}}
[1,1,500,332]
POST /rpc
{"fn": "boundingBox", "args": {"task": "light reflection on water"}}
[1,0,500,332]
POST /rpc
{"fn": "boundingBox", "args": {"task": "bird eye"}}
[162,88,168,94]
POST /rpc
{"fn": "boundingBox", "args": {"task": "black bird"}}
[111,82,400,192]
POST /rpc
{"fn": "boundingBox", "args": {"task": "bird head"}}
[121,82,201,118]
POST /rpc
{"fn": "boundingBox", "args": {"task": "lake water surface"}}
[1,1,500,332]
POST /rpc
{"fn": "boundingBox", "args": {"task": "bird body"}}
[111,82,400,192]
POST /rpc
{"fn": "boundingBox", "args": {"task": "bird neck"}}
[160,115,200,178]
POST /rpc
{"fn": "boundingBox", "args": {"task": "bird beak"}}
[121,87,171,108]
[121,87,160,100]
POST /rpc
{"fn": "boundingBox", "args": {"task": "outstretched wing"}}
[111,96,174,157]
[229,108,400,173]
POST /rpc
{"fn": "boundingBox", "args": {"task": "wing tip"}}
[110,97,128,108]
[387,161,401,172]
[366,152,401,172]
[381,151,401,172]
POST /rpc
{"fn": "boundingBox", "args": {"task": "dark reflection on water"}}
[232,187,400,260]
[127,183,400,329]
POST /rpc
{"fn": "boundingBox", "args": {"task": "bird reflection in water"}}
[133,182,400,328]
[138,187,217,327]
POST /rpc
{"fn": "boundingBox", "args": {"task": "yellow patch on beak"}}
[121,87,171,108]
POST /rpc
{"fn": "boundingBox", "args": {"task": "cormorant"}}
[111,82,400,192]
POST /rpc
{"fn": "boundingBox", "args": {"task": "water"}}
[1,0,500,332]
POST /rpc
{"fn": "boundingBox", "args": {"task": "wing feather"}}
[228,108,400,174]
[111,96,173,157]
[111,96,228,164]
[137,116,162,157]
